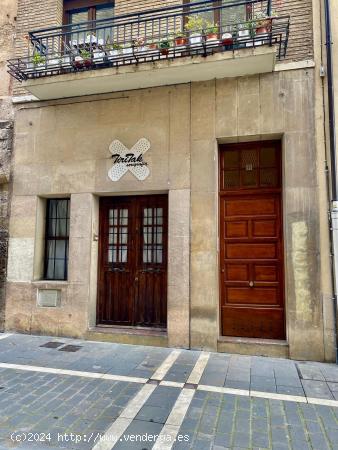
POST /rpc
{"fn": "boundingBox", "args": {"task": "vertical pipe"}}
[267,0,272,16]
[324,0,338,363]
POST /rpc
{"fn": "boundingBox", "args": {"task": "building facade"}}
[5,0,337,361]
[0,0,17,330]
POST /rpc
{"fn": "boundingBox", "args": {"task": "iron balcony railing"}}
[8,0,290,82]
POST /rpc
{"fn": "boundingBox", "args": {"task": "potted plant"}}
[174,31,187,47]
[81,49,93,67]
[236,22,254,47]
[106,42,123,58]
[147,40,158,51]
[184,15,204,45]
[46,54,60,68]
[31,52,46,69]
[204,21,219,41]
[123,43,133,56]
[159,39,171,56]
[253,11,275,34]
[61,53,71,67]
[93,46,106,63]
[133,36,147,53]
[221,27,233,47]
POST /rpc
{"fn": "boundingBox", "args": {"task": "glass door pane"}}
[96,4,114,45]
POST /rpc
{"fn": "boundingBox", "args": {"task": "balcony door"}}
[64,0,114,44]
[219,142,285,339]
[97,195,168,329]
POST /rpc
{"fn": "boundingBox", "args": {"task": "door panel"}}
[220,141,285,339]
[97,195,167,328]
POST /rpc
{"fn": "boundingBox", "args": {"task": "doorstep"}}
[86,326,168,347]
[218,336,289,358]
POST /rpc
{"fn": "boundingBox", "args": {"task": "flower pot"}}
[237,29,250,46]
[221,33,233,46]
[160,48,169,56]
[109,49,121,58]
[175,37,187,46]
[206,33,218,41]
[256,26,268,35]
[136,46,147,53]
[148,43,158,50]
[61,55,71,67]
[34,62,45,70]
[47,57,60,67]
[73,56,84,68]
[189,33,202,45]
[93,51,106,63]
[83,58,93,68]
[123,47,133,56]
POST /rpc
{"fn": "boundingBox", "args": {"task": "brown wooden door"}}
[97,195,168,328]
[219,142,285,339]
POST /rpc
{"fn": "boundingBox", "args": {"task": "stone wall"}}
[6,68,333,360]
[0,1,16,330]
[0,122,13,331]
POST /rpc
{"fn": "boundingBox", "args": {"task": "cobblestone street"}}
[0,333,338,449]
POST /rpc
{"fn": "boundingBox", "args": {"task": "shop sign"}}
[108,138,150,181]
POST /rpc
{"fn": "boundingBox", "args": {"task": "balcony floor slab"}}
[22,46,277,100]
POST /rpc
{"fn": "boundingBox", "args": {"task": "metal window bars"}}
[8,0,290,82]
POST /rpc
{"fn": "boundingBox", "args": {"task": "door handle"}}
[249,281,254,288]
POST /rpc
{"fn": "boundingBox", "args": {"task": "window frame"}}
[43,198,70,281]
[63,0,114,25]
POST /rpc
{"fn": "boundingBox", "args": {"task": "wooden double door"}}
[220,142,285,339]
[97,195,168,328]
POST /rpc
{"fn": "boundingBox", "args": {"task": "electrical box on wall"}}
[37,289,61,307]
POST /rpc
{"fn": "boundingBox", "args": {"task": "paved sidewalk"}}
[0,333,337,449]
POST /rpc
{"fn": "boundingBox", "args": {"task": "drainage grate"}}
[40,342,65,349]
[58,345,82,353]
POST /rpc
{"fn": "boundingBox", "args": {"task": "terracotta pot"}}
[256,26,268,34]
[160,48,169,55]
[206,33,218,40]
[175,37,187,46]
[148,43,158,50]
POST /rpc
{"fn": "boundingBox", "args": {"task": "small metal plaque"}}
[37,289,61,307]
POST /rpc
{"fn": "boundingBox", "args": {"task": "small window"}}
[44,199,70,281]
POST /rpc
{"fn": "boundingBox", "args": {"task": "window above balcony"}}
[8,0,290,100]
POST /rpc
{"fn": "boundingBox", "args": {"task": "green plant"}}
[246,20,256,37]
[32,52,46,65]
[253,9,277,27]
[106,42,122,51]
[80,49,92,59]
[184,15,204,33]
[159,39,171,49]
[204,21,219,35]
[174,30,187,38]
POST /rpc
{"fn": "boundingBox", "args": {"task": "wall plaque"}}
[108,138,150,181]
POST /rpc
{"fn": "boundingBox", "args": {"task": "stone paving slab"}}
[1,333,338,449]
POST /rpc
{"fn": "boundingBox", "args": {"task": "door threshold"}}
[85,326,168,347]
[92,325,167,336]
[218,336,289,358]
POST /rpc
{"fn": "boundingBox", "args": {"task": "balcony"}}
[8,0,290,100]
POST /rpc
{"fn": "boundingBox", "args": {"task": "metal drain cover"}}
[40,342,65,349]
[58,345,82,353]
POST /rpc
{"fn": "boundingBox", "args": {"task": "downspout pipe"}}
[324,0,338,363]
